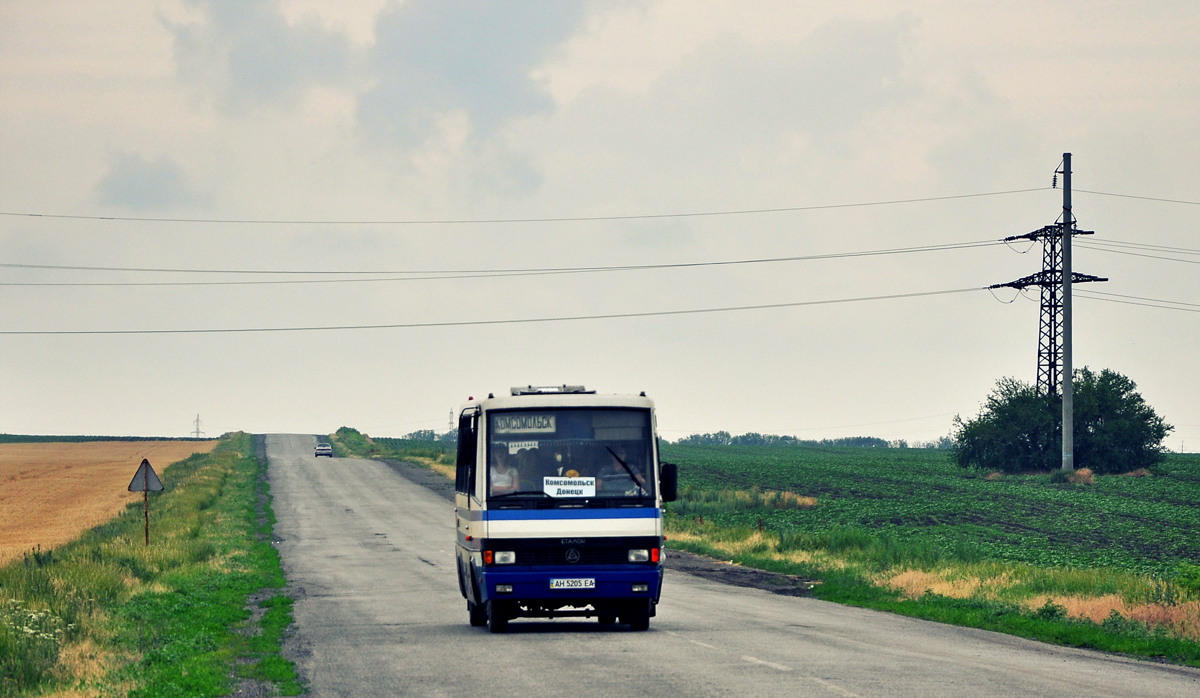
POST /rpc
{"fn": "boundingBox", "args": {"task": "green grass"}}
[662,444,1200,665]
[331,426,455,467]
[668,535,1200,665]
[662,444,1200,577]
[0,433,301,697]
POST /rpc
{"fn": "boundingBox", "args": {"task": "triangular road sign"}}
[128,458,164,492]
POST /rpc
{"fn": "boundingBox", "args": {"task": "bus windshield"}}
[486,408,654,501]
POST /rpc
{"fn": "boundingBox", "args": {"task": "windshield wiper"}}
[606,447,645,488]
[488,490,553,501]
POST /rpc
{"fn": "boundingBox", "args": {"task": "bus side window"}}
[455,410,478,496]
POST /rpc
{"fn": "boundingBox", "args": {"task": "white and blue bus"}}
[454,386,678,633]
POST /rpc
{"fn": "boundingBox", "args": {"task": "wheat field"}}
[0,440,218,565]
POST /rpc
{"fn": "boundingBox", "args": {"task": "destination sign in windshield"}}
[494,414,556,434]
[543,477,595,498]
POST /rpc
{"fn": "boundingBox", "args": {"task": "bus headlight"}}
[494,551,517,565]
[628,549,650,562]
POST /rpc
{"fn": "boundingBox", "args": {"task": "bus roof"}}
[461,389,653,413]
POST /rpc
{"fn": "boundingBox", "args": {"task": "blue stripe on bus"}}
[482,508,661,521]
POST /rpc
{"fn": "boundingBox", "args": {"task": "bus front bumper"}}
[479,565,663,605]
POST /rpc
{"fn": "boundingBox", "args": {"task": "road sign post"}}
[127,458,164,546]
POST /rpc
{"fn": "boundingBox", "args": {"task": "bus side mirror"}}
[660,462,678,502]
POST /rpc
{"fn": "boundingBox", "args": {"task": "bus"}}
[454,385,678,633]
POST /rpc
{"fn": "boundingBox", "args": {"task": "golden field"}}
[0,440,218,565]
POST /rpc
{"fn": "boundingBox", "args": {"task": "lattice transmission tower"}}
[990,153,1108,472]
[990,223,1106,394]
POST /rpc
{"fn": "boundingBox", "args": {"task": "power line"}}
[1075,189,1200,206]
[4,235,1189,286]
[0,287,983,335]
[4,186,1190,228]
[1081,290,1200,307]
[0,188,1048,226]
[782,412,959,432]
[0,240,1006,285]
[4,237,1191,284]
[1085,239,1200,255]
[0,270,574,287]
[1076,243,1200,265]
[1080,291,1200,314]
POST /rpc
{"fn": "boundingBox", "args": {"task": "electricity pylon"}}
[989,154,1106,470]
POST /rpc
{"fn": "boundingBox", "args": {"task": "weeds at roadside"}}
[666,522,1200,665]
[661,447,1200,666]
[0,434,301,697]
[331,427,456,478]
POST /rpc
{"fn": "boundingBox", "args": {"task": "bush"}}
[1033,599,1068,620]
[1073,368,1172,473]
[953,377,1060,472]
[1177,564,1200,596]
[954,368,1171,474]
[333,427,377,456]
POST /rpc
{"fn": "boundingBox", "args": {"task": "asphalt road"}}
[266,434,1200,697]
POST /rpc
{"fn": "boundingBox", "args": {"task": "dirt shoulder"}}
[377,457,456,502]
[662,548,815,597]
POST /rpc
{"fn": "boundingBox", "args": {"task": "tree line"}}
[400,366,1171,475]
[671,432,954,449]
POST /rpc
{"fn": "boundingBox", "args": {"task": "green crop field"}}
[662,444,1200,576]
[661,443,1200,664]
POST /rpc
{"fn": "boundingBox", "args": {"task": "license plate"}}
[550,578,595,590]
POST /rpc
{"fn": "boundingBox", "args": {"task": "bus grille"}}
[515,547,632,566]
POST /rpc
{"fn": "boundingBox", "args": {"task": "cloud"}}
[96,152,208,210]
[529,15,924,209]
[166,0,351,109]
[926,119,1042,189]
[357,0,589,148]
[637,16,921,151]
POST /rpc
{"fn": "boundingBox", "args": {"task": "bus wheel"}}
[621,603,650,631]
[468,601,487,627]
[487,601,509,633]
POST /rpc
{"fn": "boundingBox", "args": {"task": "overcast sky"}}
[2,1,1197,451]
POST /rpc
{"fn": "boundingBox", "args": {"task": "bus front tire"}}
[487,601,509,633]
[468,601,487,627]
[621,602,650,631]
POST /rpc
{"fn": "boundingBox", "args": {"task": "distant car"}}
[315,443,334,458]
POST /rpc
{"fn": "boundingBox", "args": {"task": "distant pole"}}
[1062,153,1074,472]
[144,466,150,546]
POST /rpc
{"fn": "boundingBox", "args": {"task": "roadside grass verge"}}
[663,446,1200,666]
[666,520,1200,665]
[0,433,301,697]
[330,427,455,478]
